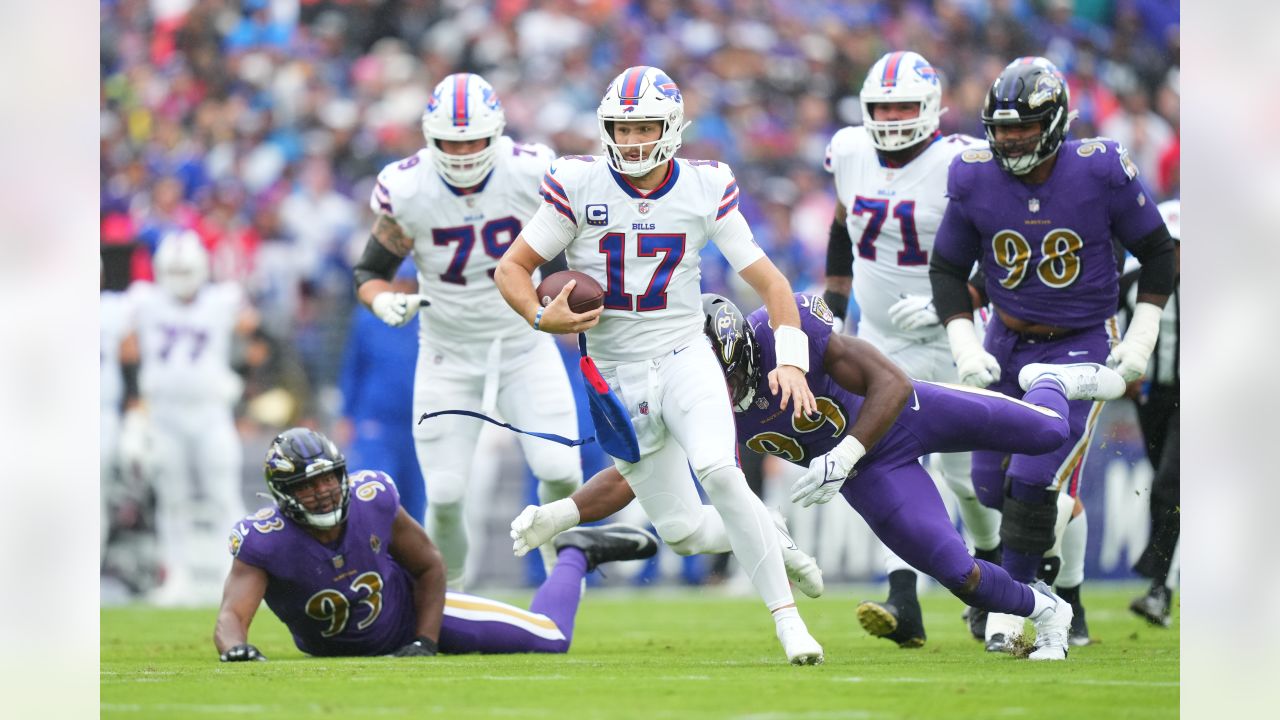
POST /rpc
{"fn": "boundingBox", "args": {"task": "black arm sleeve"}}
[1127,226,1177,298]
[825,216,853,278]
[823,290,849,321]
[353,235,407,291]
[930,253,974,322]
[541,251,569,277]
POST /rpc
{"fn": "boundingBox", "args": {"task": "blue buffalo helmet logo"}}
[654,72,682,103]
[481,86,501,111]
[913,58,939,86]
[425,89,441,113]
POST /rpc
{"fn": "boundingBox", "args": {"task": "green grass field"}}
[102,583,1178,719]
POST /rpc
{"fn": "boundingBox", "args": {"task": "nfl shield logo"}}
[370,535,382,554]
[637,201,652,215]
[639,401,649,415]
[755,397,770,410]
[1028,198,1040,213]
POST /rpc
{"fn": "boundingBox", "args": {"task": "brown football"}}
[536,270,605,313]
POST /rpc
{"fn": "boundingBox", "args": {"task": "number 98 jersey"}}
[522,156,764,364]
[372,136,554,344]
[824,127,981,341]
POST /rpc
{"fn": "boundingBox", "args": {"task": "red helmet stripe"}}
[882,52,905,87]
[453,73,470,127]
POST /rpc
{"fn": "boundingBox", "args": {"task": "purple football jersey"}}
[228,470,417,656]
[934,139,1165,328]
[737,294,871,464]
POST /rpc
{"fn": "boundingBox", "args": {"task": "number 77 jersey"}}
[522,155,765,363]
[824,127,981,341]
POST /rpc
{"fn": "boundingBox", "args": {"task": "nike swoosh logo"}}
[672,345,689,355]
[548,165,557,175]
[909,388,921,411]
[774,525,799,550]
[603,531,649,548]
[1067,350,1089,357]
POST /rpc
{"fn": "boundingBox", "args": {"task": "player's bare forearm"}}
[825,276,851,296]
[494,236,548,325]
[572,466,637,523]
[389,508,446,642]
[1135,292,1169,309]
[213,560,268,654]
[824,333,910,449]
[739,257,800,328]
[373,213,414,256]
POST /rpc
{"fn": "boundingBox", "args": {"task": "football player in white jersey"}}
[123,230,257,605]
[823,51,1004,647]
[353,73,581,589]
[494,66,825,665]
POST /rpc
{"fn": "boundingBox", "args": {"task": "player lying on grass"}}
[512,293,1128,660]
[213,428,656,661]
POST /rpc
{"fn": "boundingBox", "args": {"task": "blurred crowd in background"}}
[99,0,1179,598]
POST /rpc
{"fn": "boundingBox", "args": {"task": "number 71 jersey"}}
[824,128,981,340]
[524,156,764,363]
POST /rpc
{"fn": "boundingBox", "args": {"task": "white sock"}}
[1028,585,1055,619]
[536,477,580,574]
[772,605,800,628]
[957,493,1002,551]
[700,465,794,610]
[1057,509,1088,589]
[426,501,468,589]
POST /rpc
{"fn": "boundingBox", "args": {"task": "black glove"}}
[390,636,438,657]
[220,643,267,662]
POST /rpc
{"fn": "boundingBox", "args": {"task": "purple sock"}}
[1001,547,1042,584]
[528,548,588,644]
[970,559,1035,616]
[1025,380,1069,419]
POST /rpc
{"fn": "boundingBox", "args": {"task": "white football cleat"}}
[1028,581,1073,661]
[776,616,824,665]
[771,510,824,598]
[984,611,1025,653]
[1018,362,1126,401]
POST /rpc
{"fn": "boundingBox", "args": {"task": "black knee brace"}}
[1000,493,1058,556]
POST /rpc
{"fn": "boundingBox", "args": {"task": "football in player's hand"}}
[536,270,604,313]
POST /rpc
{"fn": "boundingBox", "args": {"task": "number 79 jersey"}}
[371,136,554,344]
[824,128,981,341]
[522,156,765,363]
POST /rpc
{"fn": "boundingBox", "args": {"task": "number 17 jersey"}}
[521,156,765,364]
[824,129,980,341]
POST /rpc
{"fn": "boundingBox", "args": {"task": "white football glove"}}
[1108,302,1162,382]
[946,318,1001,388]
[790,435,866,508]
[510,499,581,557]
[371,292,427,328]
[888,294,940,332]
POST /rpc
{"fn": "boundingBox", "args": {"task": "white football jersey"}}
[127,281,245,404]
[372,136,554,344]
[101,290,131,411]
[522,156,764,363]
[825,128,983,341]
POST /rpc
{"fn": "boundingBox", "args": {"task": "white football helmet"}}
[1158,199,1180,241]
[597,66,690,176]
[153,230,209,301]
[421,73,506,187]
[860,51,945,151]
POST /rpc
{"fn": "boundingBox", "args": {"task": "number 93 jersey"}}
[227,471,417,657]
[372,137,555,344]
[522,156,764,364]
[824,128,982,341]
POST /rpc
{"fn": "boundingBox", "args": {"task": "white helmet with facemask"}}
[422,73,507,187]
[598,66,691,177]
[153,230,209,301]
[860,51,945,152]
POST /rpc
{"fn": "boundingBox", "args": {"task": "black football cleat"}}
[553,523,658,571]
[857,600,926,649]
[1129,584,1172,627]
[1067,597,1091,646]
[962,605,988,641]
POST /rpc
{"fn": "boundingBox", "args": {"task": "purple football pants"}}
[838,380,1072,615]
